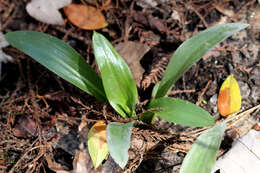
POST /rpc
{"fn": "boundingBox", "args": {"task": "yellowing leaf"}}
[63,4,108,30]
[88,121,109,169]
[217,75,241,116]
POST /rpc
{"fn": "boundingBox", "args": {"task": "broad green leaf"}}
[88,121,109,169]
[93,32,137,118]
[148,97,215,127]
[180,123,226,173]
[5,31,106,102]
[153,23,249,98]
[218,74,241,116]
[139,111,156,124]
[106,121,133,169]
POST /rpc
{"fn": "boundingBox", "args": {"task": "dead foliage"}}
[0,0,259,172]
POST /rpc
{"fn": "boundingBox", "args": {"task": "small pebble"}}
[209,94,218,113]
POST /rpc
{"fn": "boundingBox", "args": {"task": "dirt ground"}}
[0,0,259,172]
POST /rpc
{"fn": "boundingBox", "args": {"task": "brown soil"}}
[0,0,259,172]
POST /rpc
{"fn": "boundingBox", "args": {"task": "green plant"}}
[5,23,248,170]
[180,123,226,173]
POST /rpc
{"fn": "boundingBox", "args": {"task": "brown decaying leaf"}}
[63,4,108,30]
[13,116,38,138]
[115,41,150,87]
[148,16,167,33]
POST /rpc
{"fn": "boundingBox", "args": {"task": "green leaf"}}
[93,32,138,118]
[180,123,226,173]
[153,23,249,98]
[148,97,215,127]
[88,121,109,169]
[5,31,106,102]
[106,121,133,169]
[139,111,156,124]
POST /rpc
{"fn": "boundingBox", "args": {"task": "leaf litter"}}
[63,4,108,30]
[0,0,259,172]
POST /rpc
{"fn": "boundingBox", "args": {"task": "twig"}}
[196,80,211,106]
[9,145,43,173]
[189,104,260,136]
[168,89,196,96]
[224,104,260,126]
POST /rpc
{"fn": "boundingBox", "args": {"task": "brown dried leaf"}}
[63,4,108,30]
[148,16,167,33]
[13,116,38,138]
[133,11,148,26]
[45,153,70,173]
[140,31,160,47]
[115,41,150,86]
[214,3,234,17]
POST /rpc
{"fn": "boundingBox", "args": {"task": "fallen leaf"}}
[13,115,38,138]
[148,16,167,33]
[217,74,241,116]
[133,11,149,26]
[214,3,235,17]
[26,0,71,25]
[140,31,160,46]
[45,153,70,173]
[88,121,109,169]
[63,4,108,30]
[115,41,150,86]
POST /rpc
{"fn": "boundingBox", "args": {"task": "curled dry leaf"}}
[63,4,108,30]
[217,75,241,116]
[88,121,109,169]
[26,0,72,25]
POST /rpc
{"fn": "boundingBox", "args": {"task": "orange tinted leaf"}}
[88,121,109,169]
[63,4,108,30]
[218,88,230,116]
[217,75,241,116]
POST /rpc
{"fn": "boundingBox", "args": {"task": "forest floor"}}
[0,0,259,172]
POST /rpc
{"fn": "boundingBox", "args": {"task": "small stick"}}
[196,80,211,106]
[168,89,196,96]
